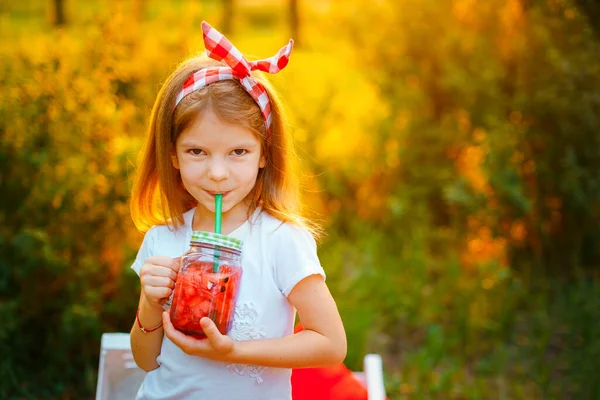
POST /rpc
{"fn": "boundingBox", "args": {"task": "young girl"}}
[128,22,346,399]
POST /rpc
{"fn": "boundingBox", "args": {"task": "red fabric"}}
[291,324,368,400]
[175,21,294,143]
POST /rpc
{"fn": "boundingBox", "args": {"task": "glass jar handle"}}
[162,256,182,310]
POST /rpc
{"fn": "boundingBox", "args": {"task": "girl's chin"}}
[193,192,252,214]
[198,200,234,213]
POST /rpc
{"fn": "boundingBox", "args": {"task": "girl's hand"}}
[139,256,180,310]
[162,310,235,361]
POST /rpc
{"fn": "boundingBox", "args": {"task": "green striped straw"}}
[213,194,223,272]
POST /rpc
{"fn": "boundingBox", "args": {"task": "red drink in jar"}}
[170,232,243,339]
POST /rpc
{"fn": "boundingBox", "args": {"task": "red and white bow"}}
[175,21,294,142]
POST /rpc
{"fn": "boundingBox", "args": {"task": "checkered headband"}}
[175,21,294,142]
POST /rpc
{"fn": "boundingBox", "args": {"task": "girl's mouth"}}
[206,190,230,197]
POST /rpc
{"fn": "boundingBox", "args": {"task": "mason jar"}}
[169,231,243,339]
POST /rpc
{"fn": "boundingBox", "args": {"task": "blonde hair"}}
[130,55,320,238]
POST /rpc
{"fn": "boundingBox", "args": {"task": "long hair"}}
[130,55,320,238]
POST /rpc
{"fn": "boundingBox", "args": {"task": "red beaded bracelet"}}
[136,307,163,333]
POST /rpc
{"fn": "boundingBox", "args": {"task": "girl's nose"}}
[207,158,229,181]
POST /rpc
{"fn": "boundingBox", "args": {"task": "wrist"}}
[136,307,163,334]
[138,297,164,328]
[225,339,245,364]
[140,293,165,313]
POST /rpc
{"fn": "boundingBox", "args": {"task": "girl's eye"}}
[189,149,205,155]
[232,149,247,156]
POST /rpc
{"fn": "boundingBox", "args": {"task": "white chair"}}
[354,354,387,400]
[96,332,386,400]
[96,333,146,400]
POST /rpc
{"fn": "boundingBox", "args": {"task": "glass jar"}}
[169,231,243,339]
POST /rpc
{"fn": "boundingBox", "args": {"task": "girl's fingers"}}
[147,256,181,272]
[143,286,172,301]
[162,312,197,353]
[141,265,178,281]
[201,318,233,354]
[146,256,175,266]
[139,257,180,307]
[142,275,176,289]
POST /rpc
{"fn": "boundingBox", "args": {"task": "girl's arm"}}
[232,273,347,367]
[162,274,347,368]
[130,293,164,371]
[130,255,180,371]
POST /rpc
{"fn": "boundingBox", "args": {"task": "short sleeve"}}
[272,223,326,297]
[130,226,157,276]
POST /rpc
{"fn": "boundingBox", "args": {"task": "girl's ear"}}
[259,154,266,169]
[171,149,180,170]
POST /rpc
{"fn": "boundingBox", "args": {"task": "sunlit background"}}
[1,0,599,398]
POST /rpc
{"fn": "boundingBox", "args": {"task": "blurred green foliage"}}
[0,0,599,399]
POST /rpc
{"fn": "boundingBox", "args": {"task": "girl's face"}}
[172,109,266,222]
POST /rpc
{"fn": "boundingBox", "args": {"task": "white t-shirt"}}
[130,207,326,400]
